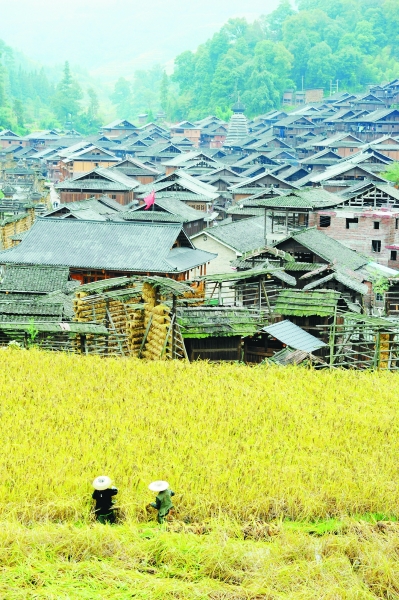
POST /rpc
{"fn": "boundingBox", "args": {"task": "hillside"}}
[124,0,399,121]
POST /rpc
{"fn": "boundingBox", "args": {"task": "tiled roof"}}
[121,211,184,223]
[0,300,63,321]
[303,271,368,294]
[286,228,369,271]
[193,216,269,253]
[0,264,70,293]
[0,218,215,273]
[247,189,345,210]
[130,197,204,221]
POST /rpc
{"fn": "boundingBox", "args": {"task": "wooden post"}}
[261,281,272,315]
[138,315,153,358]
[264,207,267,245]
[105,299,109,355]
[374,330,381,370]
[329,304,338,366]
[172,295,176,359]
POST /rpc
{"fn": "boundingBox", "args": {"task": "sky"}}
[0,0,280,78]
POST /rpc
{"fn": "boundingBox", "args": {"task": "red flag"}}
[144,190,155,210]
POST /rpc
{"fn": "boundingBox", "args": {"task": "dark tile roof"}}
[130,197,204,222]
[280,228,369,271]
[0,218,215,273]
[0,300,63,321]
[193,216,268,253]
[0,264,70,293]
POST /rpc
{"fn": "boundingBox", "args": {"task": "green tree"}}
[382,163,399,186]
[87,88,99,122]
[306,42,336,88]
[334,46,363,88]
[160,71,169,112]
[52,61,83,124]
[261,0,295,41]
[13,98,24,128]
[253,40,293,95]
[110,77,134,118]
[173,51,196,94]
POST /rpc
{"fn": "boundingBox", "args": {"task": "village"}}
[0,79,399,370]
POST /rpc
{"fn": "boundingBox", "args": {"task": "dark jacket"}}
[151,489,175,517]
[92,487,118,513]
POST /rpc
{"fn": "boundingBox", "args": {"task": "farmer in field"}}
[92,476,118,524]
[148,480,175,524]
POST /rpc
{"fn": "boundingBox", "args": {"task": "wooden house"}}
[55,168,140,205]
[59,145,119,180]
[100,119,138,139]
[109,157,160,184]
[123,196,206,236]
[0,130,23,149]
[22,130,60,148]
[229,173,299,203]
[272,115,318,145]
[274,227,369,272]
[309,163,388,193]
[170,121,201,147]
[191,216,273,274]
[0,218,216,284]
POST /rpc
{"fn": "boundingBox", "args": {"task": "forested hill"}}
[0,41,102,134]
[112,0,399,122]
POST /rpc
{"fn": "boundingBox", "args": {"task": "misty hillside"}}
[1,0,398,132]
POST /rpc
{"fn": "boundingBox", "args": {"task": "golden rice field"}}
[0,348,399,598]
[0,348,398,523]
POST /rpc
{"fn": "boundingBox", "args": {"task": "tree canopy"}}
[0,45,104,134]
[110,0,399,121]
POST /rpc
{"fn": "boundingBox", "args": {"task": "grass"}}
[0,348,398,597]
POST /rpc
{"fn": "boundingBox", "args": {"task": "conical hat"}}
[149,480,169,492]
[92,475,112,491]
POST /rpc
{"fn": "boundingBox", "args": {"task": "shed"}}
[177,306,260,362]
[262,319,327,352]
[274,289,340,317]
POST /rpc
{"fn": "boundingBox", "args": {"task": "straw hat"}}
[92,475,112,491]
[149,480,169,492]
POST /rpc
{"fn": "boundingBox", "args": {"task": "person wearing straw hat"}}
[148,480,175,524]
[92,476,118,524]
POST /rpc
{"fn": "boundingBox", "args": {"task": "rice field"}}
[1,348,399,598]
[0,348,398,523]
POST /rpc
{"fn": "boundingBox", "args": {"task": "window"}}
[346,218,358,229]
[391,250,397,261]
[319,215,331,228]
[350,148,354,152]
[373,222,380,229]
[396,219,399,230]
[111,195,116,199]
[372,240,381,252]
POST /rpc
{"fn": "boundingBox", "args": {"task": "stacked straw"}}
[127,308,145,356]
[141,283,172,359]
